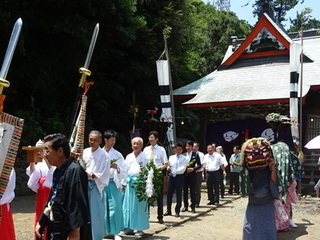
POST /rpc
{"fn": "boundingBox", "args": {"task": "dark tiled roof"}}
[174,19,320,107]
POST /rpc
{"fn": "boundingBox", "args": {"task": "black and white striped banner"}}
[156,60,174,146]
[289,42,301,145]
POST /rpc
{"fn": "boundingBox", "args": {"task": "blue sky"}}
[229,0,320,27]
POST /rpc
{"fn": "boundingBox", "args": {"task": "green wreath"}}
[131,161,163,206]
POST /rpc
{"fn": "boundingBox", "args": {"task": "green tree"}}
[288,7,320,32]
[252,0,302,25]
[0,0,251,150]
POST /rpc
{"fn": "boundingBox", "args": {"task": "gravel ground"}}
[12,195,35,240]
[145,195,320,240]
[12,191,320,240]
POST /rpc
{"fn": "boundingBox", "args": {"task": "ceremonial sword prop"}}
[69,23,99,161]
[0,18,23,100]
[0,18,24,222]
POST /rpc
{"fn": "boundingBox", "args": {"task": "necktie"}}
[172,155,179,177]
[148,146,155,161]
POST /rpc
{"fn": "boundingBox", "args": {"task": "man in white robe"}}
[83,130,110,240]
[102,130,127,240]
[122,137,149,236]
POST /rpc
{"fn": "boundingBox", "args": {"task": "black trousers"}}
[157,171,165,220]
[228,172,240,194]
[219,169,225,197]
[195,171,203,206]
[167,174,184,214]
[206,170,220,204]
[183,172,197,209]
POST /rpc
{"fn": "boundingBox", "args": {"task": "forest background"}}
[0,0,319,195]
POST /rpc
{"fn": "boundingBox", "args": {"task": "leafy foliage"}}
[131,160,163,206]
[0,0,251,154]
[288,7,320,32]
[252,0,302,25]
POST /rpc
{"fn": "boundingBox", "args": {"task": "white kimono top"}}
[83,147,110,195]
[124,151,149,185]
[26,160,56,192]
[104,147,127,188]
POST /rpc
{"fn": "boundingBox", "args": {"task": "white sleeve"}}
[27,166,41,192]
[113,157,127,188]
[122,155,131,186]
[0,169,16,204]
[43,166,56,188]
[222,155,228,167]
[161,147,168,164]
[94,151,110,187]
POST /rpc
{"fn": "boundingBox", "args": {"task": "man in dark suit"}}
[182,141,201,213]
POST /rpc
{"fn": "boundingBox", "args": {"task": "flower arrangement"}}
[131,160,163,206]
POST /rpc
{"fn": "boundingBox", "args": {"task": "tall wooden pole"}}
[299,29,303,149]
[297,29,304,199]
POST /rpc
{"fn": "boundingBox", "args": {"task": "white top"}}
[168,154,188,175]
[143,144,168,168]
[220,154,228,167]
[196,151,205,172]
[125,151,149,175]
[83,147,110,195]
[104,147,127,188]
[185,151,193,162]
[26,160,56,192]
[124,151,149,184]
[203,152,224,172]
[197,151,205,163]
[0,169,15,206]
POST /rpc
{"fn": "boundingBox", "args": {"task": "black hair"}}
[103,130,117,140]
[175,142,184,148]
[234,145,240,150]
[44,133,70,158]
[186,141,194,146]
[148,131,159,139]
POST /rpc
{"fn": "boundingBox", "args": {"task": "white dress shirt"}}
[203,152,224,172]
[196,151,205,172]
[143,144,168,168]
[168,154,188,175]
[185,151,192,162]
[220,154,228,167]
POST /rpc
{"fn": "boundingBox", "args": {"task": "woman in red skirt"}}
[0,169,16,240]
[26,140,55,239]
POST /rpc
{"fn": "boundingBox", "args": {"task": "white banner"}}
[289,42,301,145]
[0,122,14,175]
[156,60,174,146]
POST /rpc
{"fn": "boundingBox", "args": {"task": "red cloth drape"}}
[34,177,51,240]
[0,203,15,240]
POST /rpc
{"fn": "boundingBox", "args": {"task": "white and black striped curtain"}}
[156,60,174,147]
[289,42,301,145]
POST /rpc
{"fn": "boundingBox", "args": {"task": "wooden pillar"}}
[198,109,209,152]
